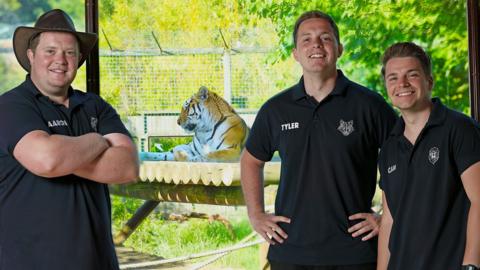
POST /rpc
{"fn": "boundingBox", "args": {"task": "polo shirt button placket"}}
[312,108,321,122]
[312,100,321,122]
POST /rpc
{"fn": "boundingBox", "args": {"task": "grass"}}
[110,175,384,269]
[111,196,260,269]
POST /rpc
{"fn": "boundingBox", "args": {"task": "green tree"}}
[0,0,21,23]
[0,55,24,94]
[1,0,83,25]
[47,0,85,29]
[241,0,469,112]
[98,0,275,50]
[16,0,51,23]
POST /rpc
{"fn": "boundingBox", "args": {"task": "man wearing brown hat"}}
[0,9,138,270]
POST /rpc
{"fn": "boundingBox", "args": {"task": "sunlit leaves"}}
[243,0,469,111]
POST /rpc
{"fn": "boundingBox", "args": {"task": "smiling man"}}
[0,9,139,270]
[377,42,480,270]
[241,10,397,270]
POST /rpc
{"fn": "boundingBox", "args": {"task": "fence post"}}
[85,0,99,95]
[468,0,480,120]
[223,50,232,104]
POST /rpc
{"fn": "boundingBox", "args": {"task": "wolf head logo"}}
[337,119,354,136]
[91,117,98,132]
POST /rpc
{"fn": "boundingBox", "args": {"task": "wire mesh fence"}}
[98,47,300,116]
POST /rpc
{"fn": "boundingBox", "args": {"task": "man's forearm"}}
[377,219,392,270]
[463,203,480,266]
[242,169,265,218]
[74,145,139,184]
[240,150,292,245]
[240,152,266,217]
[377,193,392,270]
[14,131,109,177]
[45,133,109,176]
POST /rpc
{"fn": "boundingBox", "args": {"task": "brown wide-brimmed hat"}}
[13,9,98,71]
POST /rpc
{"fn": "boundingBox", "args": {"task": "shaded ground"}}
[116,246,190,270]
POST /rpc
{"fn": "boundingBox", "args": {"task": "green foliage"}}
[148,137,192,152]
[0,0,83,27]
[16,0,51,23]
[47,0,85,29]
[111,195,144,221]
[98,0,264,50]
[0,0,21,23]
[213,245,259,269]
[241,0,470,112]
[0,55,24,94]
[111,196,259,269]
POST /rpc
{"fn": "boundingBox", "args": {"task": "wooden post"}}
[109,182,246,205]
[85,0,100,95]
[468,0,480,120]
[114,200,160,245]
[259,242,270,270]
[223,50,232,104]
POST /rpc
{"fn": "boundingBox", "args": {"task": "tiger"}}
[141,86,249,162]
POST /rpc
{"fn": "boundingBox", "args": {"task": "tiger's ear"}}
[198,86,209,100]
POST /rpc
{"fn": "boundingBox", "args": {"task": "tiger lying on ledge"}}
[141,86,249,162]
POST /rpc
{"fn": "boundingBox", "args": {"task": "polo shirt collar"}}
[292,69,349,101]
[23,75,43,97]
[390,97,447,137]
[22,75,90,108]
[425,97,447,127]
[69,90,90,109]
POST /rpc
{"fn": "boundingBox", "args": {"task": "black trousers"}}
[269,261,376,270]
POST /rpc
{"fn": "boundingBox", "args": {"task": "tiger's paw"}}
[189,155,206,162]
[174,151,190,161]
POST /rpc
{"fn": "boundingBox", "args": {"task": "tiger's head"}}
[177,86,236,132]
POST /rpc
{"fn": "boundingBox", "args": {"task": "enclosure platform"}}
[137,160,280,186]
[110,161,279,205]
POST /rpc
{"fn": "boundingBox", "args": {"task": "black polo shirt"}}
[0,76,129,270]
[246,70,397,265]
[379,98,480,270]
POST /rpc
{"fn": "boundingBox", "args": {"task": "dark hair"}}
[381,42,432,77]
[28,33,42,52]
[293,10,340,47]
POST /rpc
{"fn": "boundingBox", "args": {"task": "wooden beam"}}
[468,0,480,120]
[114,200,160,245]
[85,0,100,95]
[109,182,246,205]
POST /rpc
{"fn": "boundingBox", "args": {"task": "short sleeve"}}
[375,100,398,148]
[452,117,480,174]
[245,104,276,161]
[378,147,387,190]
[94,95,131,137]
[0,96,50,154]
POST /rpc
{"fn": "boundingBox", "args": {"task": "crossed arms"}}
[13,130,139,184]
